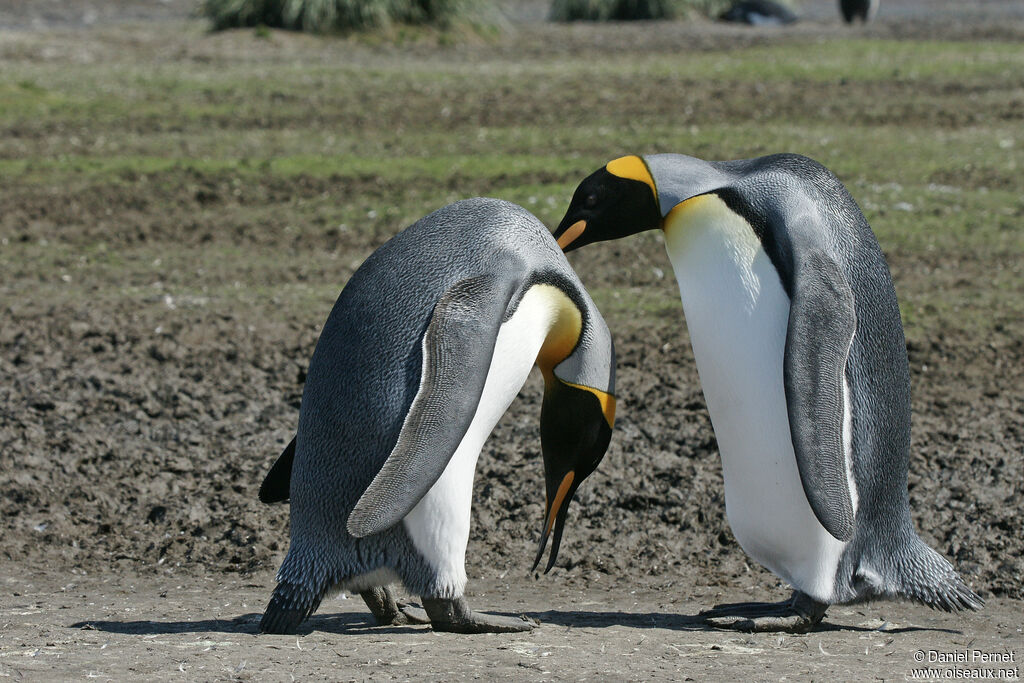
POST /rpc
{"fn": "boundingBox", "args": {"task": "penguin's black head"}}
[532,379,614,574]
[553,155,662,252]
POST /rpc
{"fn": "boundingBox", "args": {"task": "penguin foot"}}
[422,596,538,634]
[700,591,828,633]
[397,604,431,625]
[360,586,428,626]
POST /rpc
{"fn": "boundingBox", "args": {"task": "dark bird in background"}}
[840,0,879,23]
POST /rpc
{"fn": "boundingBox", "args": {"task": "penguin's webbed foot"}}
[422,596,538,634]
[700,590,828,633]
[360,586,430,626]
[397,603,431,625]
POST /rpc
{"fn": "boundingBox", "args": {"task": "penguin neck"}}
[530,284,615,426]
[644,153,734,218]
[532,284,583,376]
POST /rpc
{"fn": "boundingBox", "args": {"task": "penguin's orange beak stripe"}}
[557,220,586,250]
[545,471,575,535]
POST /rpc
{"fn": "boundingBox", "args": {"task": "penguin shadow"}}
[525,610,961,635]
[527,609,707,631]
[71,614,267,636]
[813,620,962,635]
[69,612,424,637]
[70,609,961,637]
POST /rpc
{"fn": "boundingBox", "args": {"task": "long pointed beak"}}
[555,219,586,251]
[531,471,575,573]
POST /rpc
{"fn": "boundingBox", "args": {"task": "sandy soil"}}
[0,1,1021,681]
[2,571,1021,681]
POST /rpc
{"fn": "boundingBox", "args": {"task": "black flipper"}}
[783,249,857,542]
[346,273,520,538]
[258,437,295,504]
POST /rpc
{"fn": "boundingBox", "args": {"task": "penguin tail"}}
[259,581,323,634]
[889,537,983,612]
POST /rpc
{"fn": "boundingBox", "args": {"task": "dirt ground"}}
[2,572,1021,681]
[1,1,1022,681]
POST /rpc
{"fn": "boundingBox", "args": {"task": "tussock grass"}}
[201,0,492,32]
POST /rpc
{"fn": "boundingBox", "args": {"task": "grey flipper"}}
[784,249,857,542]
[259,437,295,504]
[346,273,520,538]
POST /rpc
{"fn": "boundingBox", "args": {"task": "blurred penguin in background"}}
[841,0,879,23]
[720,0,798,25]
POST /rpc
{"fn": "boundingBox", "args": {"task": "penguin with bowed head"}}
[258,197,616,635]
[552,153,981,632]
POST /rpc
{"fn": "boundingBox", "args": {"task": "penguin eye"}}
[583,193,599,209]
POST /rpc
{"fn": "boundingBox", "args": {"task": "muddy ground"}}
[1,1,1022,681]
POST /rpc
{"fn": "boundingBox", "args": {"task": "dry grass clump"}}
[202,0,490,32]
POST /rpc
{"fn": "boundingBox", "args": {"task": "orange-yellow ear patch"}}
[606,155,657,198]
[560,381,616,428]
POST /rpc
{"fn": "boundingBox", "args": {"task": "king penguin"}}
[552,153,982,631]
[840,0,878,23]
[258,197,616,635]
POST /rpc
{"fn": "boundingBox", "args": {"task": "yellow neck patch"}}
[606,155,658,201]
[663,193,761,271]
[664,193,720,233]
[533,284,583,375]
[529,284,616,429]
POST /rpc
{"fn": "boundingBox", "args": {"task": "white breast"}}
[663,195,848,603]
[401,285,569,598]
